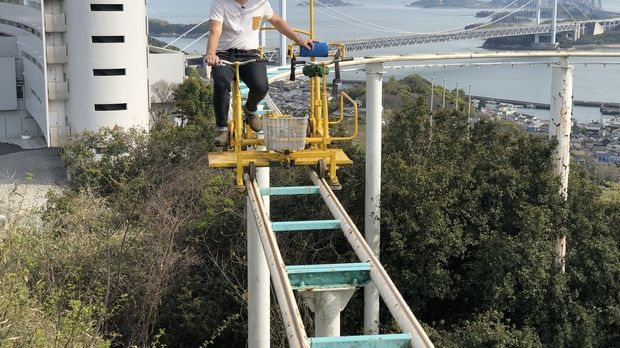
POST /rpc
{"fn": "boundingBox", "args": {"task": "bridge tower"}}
[551,0,559,46]
[535,0,543,44]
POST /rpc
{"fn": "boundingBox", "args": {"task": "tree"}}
[173,73,214,127]
[379,96,565,344]
[150,80,178,130]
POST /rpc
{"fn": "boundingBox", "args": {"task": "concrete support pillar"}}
[549,57,573,273]
[301,289,356,337]
[248,166,271,347]
[279,0,287,66]
[364,63,384,335]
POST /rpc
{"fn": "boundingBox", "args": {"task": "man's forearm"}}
[207,32,220,55]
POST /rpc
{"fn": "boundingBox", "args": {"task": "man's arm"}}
[206,20,223,66]
[268,14,313,50]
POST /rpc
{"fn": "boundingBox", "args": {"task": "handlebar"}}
[219,58,270,66]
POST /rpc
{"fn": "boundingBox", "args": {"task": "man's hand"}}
[206,53,220,66]
[296,37,314,51]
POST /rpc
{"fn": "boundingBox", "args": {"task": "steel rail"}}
[308,170,434,348]
[266,50,620,85]
[245,176,309,348]
[339,60,620,73]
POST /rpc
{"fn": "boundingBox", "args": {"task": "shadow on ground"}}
[0,146,67,186]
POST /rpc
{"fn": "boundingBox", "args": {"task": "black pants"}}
[211,50,269,128]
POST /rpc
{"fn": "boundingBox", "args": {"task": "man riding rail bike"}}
[206,0,314,147]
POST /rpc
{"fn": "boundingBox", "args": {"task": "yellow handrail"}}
[332,92,359,142]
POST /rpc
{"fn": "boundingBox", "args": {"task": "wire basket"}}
[263,116,308,151]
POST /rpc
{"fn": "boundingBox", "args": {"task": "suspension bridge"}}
[293,0,620,54]
[341,17,620,52]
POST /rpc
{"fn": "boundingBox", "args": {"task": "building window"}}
[90,4,124,11]
[0,18,42,38]
[91,36,125,43]
[95,103,127,111]
[93,68,126,76]
[0,0,41,11]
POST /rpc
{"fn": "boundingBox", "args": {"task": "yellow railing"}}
[332,92,359,142]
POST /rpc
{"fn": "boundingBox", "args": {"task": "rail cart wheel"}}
[317,159,326,180]
[248,161,256,182]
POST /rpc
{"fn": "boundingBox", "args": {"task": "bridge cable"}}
[467,0,535,31]
[163,17,210,49]
[292,0,413,34]
[559,1,579,22]
[570,0,591,20]
[181,30,210,52]
[295,0,531,36]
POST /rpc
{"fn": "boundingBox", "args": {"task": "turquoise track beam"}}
[272,220,341,232]
[287,263,371,290]
[308,334,412,348]
[261,186,320,196]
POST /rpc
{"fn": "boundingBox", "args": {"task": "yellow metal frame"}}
[208,0,359,190]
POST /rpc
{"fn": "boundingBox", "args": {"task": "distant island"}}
[409,0,529,9]
[481,26,620,50]
[297,0,360,7]
[149,19,210,39]
[408,0,489,8]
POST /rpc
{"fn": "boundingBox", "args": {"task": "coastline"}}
[572,43,620,50]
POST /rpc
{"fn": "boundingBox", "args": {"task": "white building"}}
[0,0,185,147]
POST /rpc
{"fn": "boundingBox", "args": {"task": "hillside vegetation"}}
[1,75,618,347]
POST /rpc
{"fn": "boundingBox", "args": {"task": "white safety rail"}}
[246,176,309,348]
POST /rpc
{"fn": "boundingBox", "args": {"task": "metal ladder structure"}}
[245,170,434,348]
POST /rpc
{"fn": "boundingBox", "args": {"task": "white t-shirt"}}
[209,0,274,51]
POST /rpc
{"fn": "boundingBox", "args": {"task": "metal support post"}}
[364,63,384,335]
[468,84,472,118]
[455,82,460,111]
[279,0,288,66]
[301,289,356,337]
[430,77,435,141]
[248,163,271,347]
[442,79,447,109]
[430,77,435,111]
[259,24,267,48]
[549,57,573,273]
[551,0,559,46]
